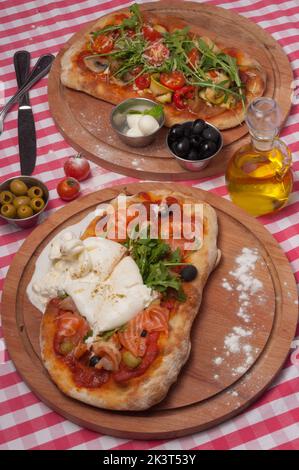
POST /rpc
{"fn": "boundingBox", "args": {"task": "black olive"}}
[199,140,217,158]
[202,126,220,143]
[168,124,184,141]
[181,264,198,282]
[183,123,193,137]
[140,329,147,337]
[89,355,101,367]
[188,149,199,160]
[192,119,206,135]
[183,121,193,129]
[190,135,202,149]
[175,138,190,157]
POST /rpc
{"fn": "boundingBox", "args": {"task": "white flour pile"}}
[213,247,264,378]
[222,247,264,323]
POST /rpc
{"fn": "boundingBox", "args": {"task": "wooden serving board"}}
[2,183,298,439]
[48,1,293,181]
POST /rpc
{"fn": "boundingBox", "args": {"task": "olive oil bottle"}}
[226,98,293,217]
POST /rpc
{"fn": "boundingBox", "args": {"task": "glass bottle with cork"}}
[225,97,293,217]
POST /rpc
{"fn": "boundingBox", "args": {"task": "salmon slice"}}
[118,305,169,357]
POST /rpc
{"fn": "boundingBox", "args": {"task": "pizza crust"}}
[40,190,220,410]
[60,10,266,130]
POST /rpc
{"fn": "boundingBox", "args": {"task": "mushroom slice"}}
[83,55,109,73]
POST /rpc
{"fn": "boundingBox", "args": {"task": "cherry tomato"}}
[208,70,218,79]
[173,85,195,110]
[126,28,136,38]
[64,154,91,181]
[92,34,114,53]
[142,24,162,42]
[160,71,185,90]
[187,48,200,68]
[57,177,80,201]
[144,41,170,66]
[222,47,243,65]
[135,73,151,90]
[114,13,129,25]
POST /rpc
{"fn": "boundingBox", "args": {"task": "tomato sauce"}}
[65,356,110,388]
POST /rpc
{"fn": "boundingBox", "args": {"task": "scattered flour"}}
[213,356,224,366]
[224,326,252,354]
[212,247,265,379]
[222,247,264,324]
[214,374,219,380]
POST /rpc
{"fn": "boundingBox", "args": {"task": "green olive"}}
[122,351,142,369]
[60,340,74,355]
[17,204,33,219]
[13,196,31,208]
[28,185,43,199]
[9,179,28,196]
[30,197,45,213]
[1,203,17,219]
[0,190,15,205]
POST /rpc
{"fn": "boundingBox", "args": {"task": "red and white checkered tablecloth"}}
[0,0,298,451]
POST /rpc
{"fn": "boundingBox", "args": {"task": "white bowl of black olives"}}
[167,119,223,171]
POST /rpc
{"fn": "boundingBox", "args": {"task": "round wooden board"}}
[2,183,298,439]
[48,1,293,181]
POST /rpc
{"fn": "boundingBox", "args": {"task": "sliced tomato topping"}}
[138,191,152,201]
[113,13,129,25]
[160,71,185,91]
[208,70,218,79]
[65,356,110,388]
[92,34,114,53]
[188,48,200,69]
[114,332,159,383]
[173,85,195,110]
[142,24,162,42]
[223,47,243,65]
[239,70,250,84]
[135,73,151,90]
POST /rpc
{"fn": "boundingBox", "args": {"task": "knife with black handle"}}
[14,50,36,175]
[0,53,54,136]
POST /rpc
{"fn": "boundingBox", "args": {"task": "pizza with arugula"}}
[40,190,220,410]
[60,4,266,129]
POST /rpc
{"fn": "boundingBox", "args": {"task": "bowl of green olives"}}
[0,176,49,228]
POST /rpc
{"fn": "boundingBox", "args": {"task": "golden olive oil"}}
[226,98,293,217]
[226,143,293,217]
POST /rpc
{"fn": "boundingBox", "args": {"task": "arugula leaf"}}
[146,262,181,293]
[99,324,127,341]
[58,291,68,299]
[83,330,93,342]
[168,247,182,264]
[145,105,164,119]
[99,329,118,341]
[92,3,142,38]
[127,235,186,301]
[122,3,142,30]
[128,104,164,119]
